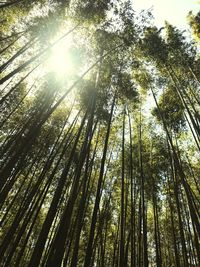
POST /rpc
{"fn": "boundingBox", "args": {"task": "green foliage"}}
[0,1,199,267]
[152,86,186,132]
[188,11,200,42]
[138,26,168,64]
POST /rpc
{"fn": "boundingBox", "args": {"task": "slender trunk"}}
[119,108,125,267]
[0,35,21,55]
[0,37,36,72]
[0,64,40,106]
[149,82,200,240]
[70,125,100,267]
[28,111,88,266]
[0,25,79,85]
[0,0,25,8]
[83,94,116,267]
[127,109,136,267]
[45,99,96,266]
[138,108,148,267]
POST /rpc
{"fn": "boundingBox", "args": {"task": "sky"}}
[133,0,199,29]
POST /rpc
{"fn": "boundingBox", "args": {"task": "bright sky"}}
[133,0,199,29]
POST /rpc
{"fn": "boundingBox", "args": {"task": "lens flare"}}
[48,43,74,76]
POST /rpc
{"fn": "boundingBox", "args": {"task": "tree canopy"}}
[0,1,199,266]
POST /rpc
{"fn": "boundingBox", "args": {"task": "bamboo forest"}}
[0,0,200,266]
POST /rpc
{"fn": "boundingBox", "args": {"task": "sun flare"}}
[47,42,75,76]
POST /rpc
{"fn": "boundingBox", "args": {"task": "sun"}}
[47,41,75,76]
[45,31,87,82]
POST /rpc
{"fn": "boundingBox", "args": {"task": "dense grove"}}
[0,1,200,266]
